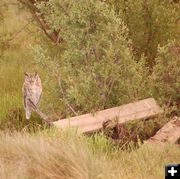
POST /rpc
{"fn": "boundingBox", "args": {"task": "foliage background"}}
[0,0,179,134]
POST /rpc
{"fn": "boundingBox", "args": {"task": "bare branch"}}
[29,99,53,126]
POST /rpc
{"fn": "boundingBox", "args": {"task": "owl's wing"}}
[35,88,42,105]
[25,105,32,119]
[22,84,27,109]
[22,84,32,119]
[32,85,42,106]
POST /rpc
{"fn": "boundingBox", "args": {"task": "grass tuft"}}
[0,131,180,179]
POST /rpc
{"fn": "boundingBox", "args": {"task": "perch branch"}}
[29,99,53,126]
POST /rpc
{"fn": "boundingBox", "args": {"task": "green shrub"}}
[34,0,150,116]
[106,0,180,66]
[151,41,180,105]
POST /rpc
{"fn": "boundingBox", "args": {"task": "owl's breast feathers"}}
[22,81,42,108]
[22,73,42,119]
[32,84,42,106]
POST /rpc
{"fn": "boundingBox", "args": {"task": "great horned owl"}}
[22,72,42,119]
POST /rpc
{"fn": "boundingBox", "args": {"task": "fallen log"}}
[53,98,163,134]
[146,116,180,145]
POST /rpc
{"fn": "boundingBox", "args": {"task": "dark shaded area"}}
[0,107,50,132]
[102,117,168,148]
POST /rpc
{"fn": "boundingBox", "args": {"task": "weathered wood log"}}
[146,116,180,145]
[53,98,163,134]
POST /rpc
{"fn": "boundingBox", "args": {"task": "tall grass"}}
[0,51,45,130]
[0,131,179,179]
[0,52,24,120]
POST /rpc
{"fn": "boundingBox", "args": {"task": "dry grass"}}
[0,131,180,179]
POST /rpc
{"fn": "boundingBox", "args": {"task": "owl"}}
[22,72,42,119]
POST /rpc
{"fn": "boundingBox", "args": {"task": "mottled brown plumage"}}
[22,72,42,119]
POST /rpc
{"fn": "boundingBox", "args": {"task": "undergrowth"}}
[0,131,179,179]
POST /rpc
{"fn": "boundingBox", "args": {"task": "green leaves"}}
[37,0,149,112]
[151,41,180,104]
[31,0,179,117]
[107,0,180,65]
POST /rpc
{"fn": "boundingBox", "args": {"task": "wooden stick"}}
[29,99,53,126]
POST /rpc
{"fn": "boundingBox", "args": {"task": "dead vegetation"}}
[0,131,180,179]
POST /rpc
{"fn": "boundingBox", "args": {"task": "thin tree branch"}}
[7,18,34,42]
[29,99,53,126]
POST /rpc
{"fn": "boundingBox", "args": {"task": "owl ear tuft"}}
[34,71,38,77]
[24,72,29,77]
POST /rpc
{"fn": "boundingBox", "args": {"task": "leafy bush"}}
[151,41,180,105]
[106,0,180,66]
[26,0,180,118]
[34,0,150,116]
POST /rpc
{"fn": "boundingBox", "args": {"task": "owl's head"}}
[24,72,40,85]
